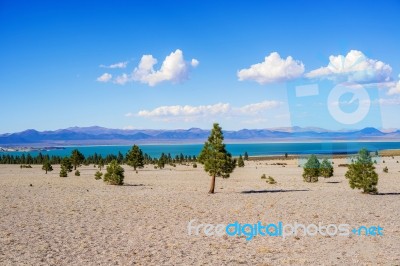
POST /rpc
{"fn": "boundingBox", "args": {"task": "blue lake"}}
[1,142,400,158]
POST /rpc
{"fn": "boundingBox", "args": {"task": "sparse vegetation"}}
[74,170,80,176]
[61,158,73,173]
[94,171,102,180]
[383,166,388,173]
[244,152,249,161]
[345,148,378,194]
[20,164,32,168]
[267,176,276,184]
[261,174,267,179]
[126,145,144,171]
[59,167,68,177]
[70,149,85,170]
[237,155,245,167]
[42,161,53,174]
[193,162,197,168]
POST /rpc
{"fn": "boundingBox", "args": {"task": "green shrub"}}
[60,167,68,177]
[103,160,124,185]
[94,171,102,180]
[303,155,320,182]
[74,170,80,176]
[320,159,334,178]
[345,149,378,194]
[237,155,245,167]
[261,174,266,179]
[383,166,388,173]
[267,176,276,184]
[193,162,197,168]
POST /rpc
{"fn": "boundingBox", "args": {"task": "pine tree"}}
[303,154,320,182]
[198,123,236,194]
[126,145,144,171]
[244,152,249,161]
[94,171,103,180]
[70,149,85,170]
[237,155,245,167]
[42,161,53,174]
[61,157,73,173]
[103,160,124,185]
[345,148,378,194]
[320,158,334,178]
[98,158,105,171]
[59,166,68,177]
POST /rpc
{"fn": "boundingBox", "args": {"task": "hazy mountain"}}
[0,126,399,146]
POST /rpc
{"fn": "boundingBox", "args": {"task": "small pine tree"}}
[103,159,124,185]
[126,145,144,171]
[98,158,105,171]
[59,166,68,177]
[193,162,197,168]
[42,161,53,174]
[198,123,236,194]
[261,174,267,179]
[303,155,320,182]
[94,171,103,180]
[74,170,80,176]
[383,166,388,173]
[285,152,288,159]
[244,152,249,161]
[345,148,378,194]
[320,159,334,178]
[70,149,85,170]
[237,155,245,167]
[61,157,73,173]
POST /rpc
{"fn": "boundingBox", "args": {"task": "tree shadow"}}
[326,181,341,184]
[241,189,309,194]
[375,192,400,196]
[123,183,146,187]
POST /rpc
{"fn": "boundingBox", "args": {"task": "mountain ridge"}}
[0,126,399,146]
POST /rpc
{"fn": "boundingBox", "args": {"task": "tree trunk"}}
[209,175,216,194]
[45,169,47,174]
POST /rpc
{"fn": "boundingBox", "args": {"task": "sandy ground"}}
[0,156,400,265]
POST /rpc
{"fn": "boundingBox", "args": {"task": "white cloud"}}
[306,50,392,84]
[113,49,199,86]
[237,52,305,84]
[135,100,281,121]
[387,80,400,95]
[100,61,128,69]
[96,73,112,82]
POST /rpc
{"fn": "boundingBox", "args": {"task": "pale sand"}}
[1,157,400,265]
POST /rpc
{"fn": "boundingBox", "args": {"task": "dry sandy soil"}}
[1,156,400,265]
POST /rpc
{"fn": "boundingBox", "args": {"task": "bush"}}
[74,170,80,176]
[60,167,68,177]
[345,149,378,194]
[237,155,245,167]
[320,159,334,178]
[103,160,124,185]
[383,166,388,173]
[193,162,197,168]
[20,164,32,168]
[94,171,102,180]
[267,176,276,184]
[303,155,320,182]
[261,174,267,179]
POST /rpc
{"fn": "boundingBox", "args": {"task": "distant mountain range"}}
[0,126,399,146]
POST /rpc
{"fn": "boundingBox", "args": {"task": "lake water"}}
[1,142,400,158]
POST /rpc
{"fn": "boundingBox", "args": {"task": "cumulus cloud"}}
[111,49,198,86]
[306,50,392,84]
[387,80,400,95]
[134,100,281,121]
[237,52,305,84]
[96,73,112,82]
[100,61,128,69]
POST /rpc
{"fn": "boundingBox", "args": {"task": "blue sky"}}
[1,0,399,133]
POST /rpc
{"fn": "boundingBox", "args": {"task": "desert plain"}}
[1,155,400,265]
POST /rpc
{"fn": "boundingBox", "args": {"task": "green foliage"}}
[20,164,32,168]
[244,152,249,161]
[193,162,197,168]
[74,170,80,176]
[383,166,388,173]
[94,171,103,180]
[70,149,85,170]
[198,123,236,193]
[303,155,320,182]
[61,157,73,173]
[320,159,334,178]
[285,152,288,159]
[237,155,245,167]
[345,148,378,194]
[261,174,266,179]
[126,145,144,170]
[103,159,124,185]
[59,166,68,177]
[267,176,276,184]
[98,158,105,171]
[42,161,53,174]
